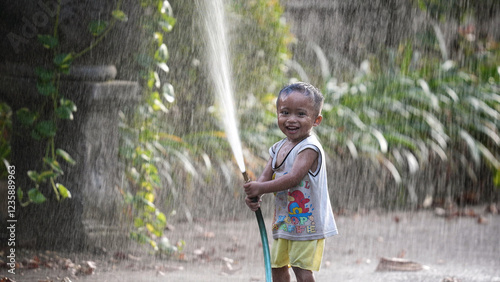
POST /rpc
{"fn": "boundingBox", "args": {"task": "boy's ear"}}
[313,115,322,126]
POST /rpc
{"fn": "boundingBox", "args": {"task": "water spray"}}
[197,0,272,280]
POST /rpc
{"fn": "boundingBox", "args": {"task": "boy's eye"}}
[281,111,289,115]
[299,112,306,116]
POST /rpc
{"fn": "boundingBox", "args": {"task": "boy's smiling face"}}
[277,90,322,143]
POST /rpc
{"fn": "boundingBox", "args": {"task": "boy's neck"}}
[286,134,310,145]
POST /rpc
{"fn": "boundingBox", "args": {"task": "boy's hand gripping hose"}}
[243,171,272,282]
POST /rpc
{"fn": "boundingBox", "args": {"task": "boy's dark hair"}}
[277,82,324,115]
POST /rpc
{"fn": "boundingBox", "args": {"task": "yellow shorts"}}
[270,238,325,272]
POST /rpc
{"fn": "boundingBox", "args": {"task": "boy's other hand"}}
[245,195,261,212]
[244,181,262,199]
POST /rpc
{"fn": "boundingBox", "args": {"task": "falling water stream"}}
[196,0,246,174]
[196,2,273,281]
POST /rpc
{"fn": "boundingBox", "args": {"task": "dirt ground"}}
[1,207,500,282]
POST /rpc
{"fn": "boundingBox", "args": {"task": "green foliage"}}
[415,0,471,22]
[88,21,108,36]
[16,1,127,205]
[231,0,292,99]
[231,0,293,155]
[118,0,182,255]
[306,30,500,203]
[320,59,499,178]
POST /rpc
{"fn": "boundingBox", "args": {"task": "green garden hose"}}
[243,172,272,282]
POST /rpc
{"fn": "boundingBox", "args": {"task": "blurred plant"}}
[13,0,128,206]
[231,0,293,160]
[313,36,500,204]
[118,0,186,255]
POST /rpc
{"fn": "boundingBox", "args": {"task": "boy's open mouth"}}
[286,126,299,133]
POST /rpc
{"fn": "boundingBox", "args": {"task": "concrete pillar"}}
[0,65,139,250]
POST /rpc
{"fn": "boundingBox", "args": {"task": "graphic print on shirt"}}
[273,180,316,235]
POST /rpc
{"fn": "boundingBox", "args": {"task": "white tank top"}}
[270,135,338,240]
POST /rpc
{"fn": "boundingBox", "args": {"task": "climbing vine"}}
[14,0,127,205]
[118,0,181,254]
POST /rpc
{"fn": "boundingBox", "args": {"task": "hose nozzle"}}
[242,171,250,183]
[242,171,259,203]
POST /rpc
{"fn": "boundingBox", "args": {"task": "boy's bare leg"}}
[272,266,291,282]
[292,267,315,282]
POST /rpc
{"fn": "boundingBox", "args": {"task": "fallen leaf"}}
[127,254,142,261]
[435,207,446,217]
[477,216,488,224]
[76,261,96,276]
[113,252,128,260]
[203,231,215,238]
[376,257,423,272]
[26,259,39,269]
[485,204,498,214]
[220,261,242,275]
[157,265,184,272]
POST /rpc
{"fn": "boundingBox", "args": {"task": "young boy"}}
[244,82,338,282]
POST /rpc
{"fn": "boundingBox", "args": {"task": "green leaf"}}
[38,170,57,182]
[17,187,23,202]
[55,107,73,120]
[27,170,55,184]
[54,53,73,66]
[88,20,108,36]
[155,44,169,62]
[156,62,169,74]
[112,9,128,22]
[16,108,37,127]
[61,98,76,111]
[31,129,42,140]
[34,120,57,138]
[37,34,58,49]
[153,99,168,113]
[137,53,154,68]
[156,211,167,225]
[54,53,73,73]
[159,1,173,17]
[130,232,149,244]
[56,183,71,199]
[55,98,77,120]
[134,217,144,228]
[146,223,155,233]
[44,158,63,174]
[159,19,175,33]
[37,82,57,96]
[162,83,175,103]
[56,149,76,165]
[27,170,39,182]
[28,188,46,204]
[494,169,500,187]
[35,67,55,82]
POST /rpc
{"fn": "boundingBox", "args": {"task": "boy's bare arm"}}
[244,148,318,198]
[244,157,273,211]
